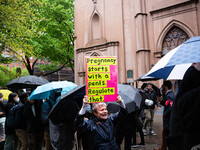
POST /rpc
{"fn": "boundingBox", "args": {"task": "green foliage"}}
[0,65,29,88]
[36,64,57,71]
[0,0,41,56]
[33,0,74,67]
[0,0,75,75]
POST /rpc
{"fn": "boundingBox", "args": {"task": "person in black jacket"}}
[75,95,126,150]
[4,93,18,150]
[14,92,28,150]
[143,83,158,136]
[169,63,200,150]
[158,81,175,150]
[24,99,44,150]
[115,112,134,150]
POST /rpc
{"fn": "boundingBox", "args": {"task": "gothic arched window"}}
[91,13,101,40]
[162,27,189,55]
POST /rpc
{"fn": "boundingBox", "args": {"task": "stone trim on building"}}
[76,41,119,54]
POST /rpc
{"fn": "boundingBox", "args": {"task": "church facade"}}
[74,0,200,85]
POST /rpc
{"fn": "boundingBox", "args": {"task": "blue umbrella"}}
[29,81,77,100]
[166,36,200,66]
[141,36,200,80]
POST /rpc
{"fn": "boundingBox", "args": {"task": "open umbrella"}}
[136,74,159,81]
[107,84,142,114]
[28,81,77,100]
[141,45,192,80]
[6,75,49,90]
[142,36,200,80]
[165,36,200,67]
[48,85,86,124]
[49,84,142,124]
[0,89,12,100]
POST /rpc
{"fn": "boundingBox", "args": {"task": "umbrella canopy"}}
[107,84,142,114]
[28,81,77,100]
[49,84,142,124]
[142,36,200,80]
[0,89,12,100]
[6,75,49,90]
[141,45,192,80]
[136,74,159,81]
[165,36,200,67]
[48,85,86,124]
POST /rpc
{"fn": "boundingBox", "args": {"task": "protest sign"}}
[85,57,118,103]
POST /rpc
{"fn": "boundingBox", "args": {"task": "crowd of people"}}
[0,63,199,150]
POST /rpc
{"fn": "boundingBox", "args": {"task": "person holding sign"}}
[75,95,126,150]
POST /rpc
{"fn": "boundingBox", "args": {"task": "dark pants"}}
[44,131,53,150]
[160,128,169,150]
[133,116,145,145]
[116,134,132,150]
[27,132,43,150]
[15,129,27,150]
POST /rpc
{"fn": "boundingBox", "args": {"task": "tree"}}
[0,0,43,74]
[0,65,29,88]
[33,0,75,75]
[0,0,75,76]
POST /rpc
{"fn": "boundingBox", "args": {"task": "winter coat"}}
[144,89,157,109]
[11,102,27,130]
[41,99,56,132]
[162,90,175,130]
[115,112,135,137]
[168,86,200,150]
[49,95,75,150]
[23,100,44,134]
[168,66,200,150]
[41,90,60,129]
[49,120,75,150]
[4,102,16,135]
[75,107,126,150]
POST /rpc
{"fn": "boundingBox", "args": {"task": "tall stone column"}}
[134,0,150,77]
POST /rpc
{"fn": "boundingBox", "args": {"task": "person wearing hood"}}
[168,62,200,150]
[75,95,126,150]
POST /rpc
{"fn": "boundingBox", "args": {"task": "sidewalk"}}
[132,107,163,150]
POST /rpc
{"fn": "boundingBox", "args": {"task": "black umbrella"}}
[48,85,86,125]
[136,74,160,81]
[107,84,142,114]
[49,84,142,124]
[6,75,49,91]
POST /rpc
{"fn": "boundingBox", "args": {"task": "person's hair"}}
[147,83,152,86]
[19,92,28,102]
[163,81,172,90]
[0,92,3,98]
[26,91,31,96]
[8,93,18,103]
[92,103,107,113]
[141,83,147,90]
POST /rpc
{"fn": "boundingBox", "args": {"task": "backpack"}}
[6,103,23,128]
[6,106,17,128]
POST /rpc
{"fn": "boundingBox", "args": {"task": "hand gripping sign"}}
[85,56,118,103]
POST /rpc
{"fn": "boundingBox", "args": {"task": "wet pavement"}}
[131,107,163,150]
